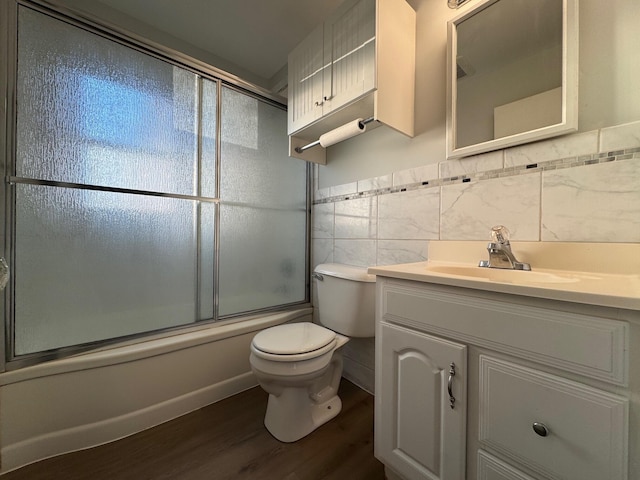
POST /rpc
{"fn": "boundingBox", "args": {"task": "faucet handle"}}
[490,225,510,244]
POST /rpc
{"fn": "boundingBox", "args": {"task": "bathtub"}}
[0,307,312,473]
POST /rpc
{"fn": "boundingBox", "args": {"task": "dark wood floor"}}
[1,380,385,480]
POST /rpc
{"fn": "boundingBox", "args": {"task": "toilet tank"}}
[313,263,376,337]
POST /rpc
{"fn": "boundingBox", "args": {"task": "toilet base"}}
[264,387,343,443]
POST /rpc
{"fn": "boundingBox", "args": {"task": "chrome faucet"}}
[478,225,531,270]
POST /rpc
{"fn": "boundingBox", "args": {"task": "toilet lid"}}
[252,323,336,355]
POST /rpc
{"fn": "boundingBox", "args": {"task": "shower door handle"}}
[0,257,8,290]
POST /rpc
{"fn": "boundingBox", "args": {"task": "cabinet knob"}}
[315,100,324,107]
[532,422,550,437]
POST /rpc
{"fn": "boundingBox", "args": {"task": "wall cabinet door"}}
[321,0,376,115]
[376,323,467,480]
[287,24,325,134]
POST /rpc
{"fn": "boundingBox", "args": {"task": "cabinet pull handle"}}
[315,100,324,107]
[447,362,456,409]
[532,422,550,437]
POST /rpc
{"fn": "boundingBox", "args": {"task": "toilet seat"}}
[251,323,336,362]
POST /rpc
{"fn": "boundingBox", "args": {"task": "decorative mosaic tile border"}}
[313,146,640,205]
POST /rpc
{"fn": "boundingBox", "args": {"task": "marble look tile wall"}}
[378,189,439,240]
[335,196,377,239]
[440,173,541,241]
[542,159,640,241]
[313,120,640,270]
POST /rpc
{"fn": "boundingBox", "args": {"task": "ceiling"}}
[84,0,346,90]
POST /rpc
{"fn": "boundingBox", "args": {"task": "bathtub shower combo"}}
[0,1,310,473]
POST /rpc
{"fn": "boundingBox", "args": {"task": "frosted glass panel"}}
[8,7,307,362]
[219,87,307,316]
[14,184,213,354]
[16,7,198,195]
[220,89,307,207]
[199,202,216,320]
[219,206,307,316]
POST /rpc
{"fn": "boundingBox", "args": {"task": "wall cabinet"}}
[374,277,636,480]
[287,0,415,164]
[288,0,375,135]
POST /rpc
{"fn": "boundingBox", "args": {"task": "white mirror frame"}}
[446,0,579,160]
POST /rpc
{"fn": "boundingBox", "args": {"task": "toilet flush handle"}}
[312,273,324,281]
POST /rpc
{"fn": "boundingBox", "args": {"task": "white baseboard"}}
[1,372,257,474]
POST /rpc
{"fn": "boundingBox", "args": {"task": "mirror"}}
[446,0,578,159]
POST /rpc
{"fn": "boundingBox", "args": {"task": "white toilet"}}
[249,263,376,442]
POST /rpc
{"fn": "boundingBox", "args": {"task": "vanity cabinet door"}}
[376,323,467,480]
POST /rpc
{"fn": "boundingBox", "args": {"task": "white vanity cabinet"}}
[373,276,634,480]
[287,0,415,163]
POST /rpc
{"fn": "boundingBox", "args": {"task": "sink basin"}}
[425,264,580,284]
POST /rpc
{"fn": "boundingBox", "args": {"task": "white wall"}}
[318,0,640,188]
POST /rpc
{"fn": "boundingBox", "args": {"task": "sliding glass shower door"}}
[6,4,308,365]
[218,87,308,316]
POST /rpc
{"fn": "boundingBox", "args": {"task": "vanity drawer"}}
[477,450,536,480]
[478,356,628,480]
[379,279,628,385]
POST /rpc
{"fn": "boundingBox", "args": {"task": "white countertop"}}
[368,242,640,311]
